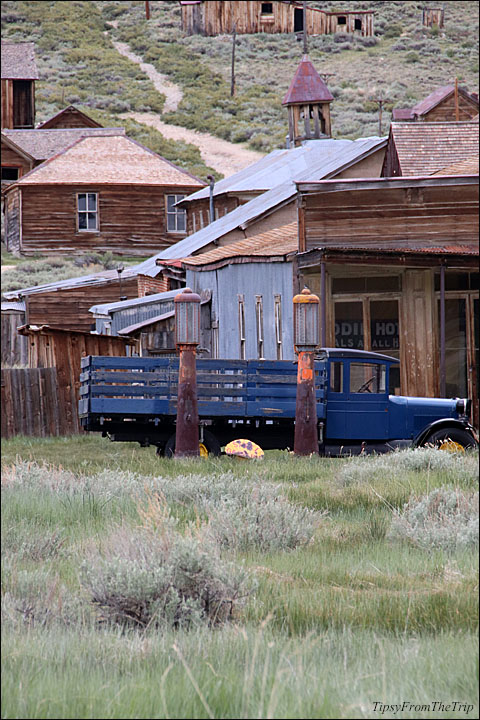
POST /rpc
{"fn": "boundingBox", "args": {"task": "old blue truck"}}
[79,349,477,456]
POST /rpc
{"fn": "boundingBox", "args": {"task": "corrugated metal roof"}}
[390,122,479,176]
[1,301,26,313]
[282,55,333,105]
[117,309,175,335]
[2,266,142,300]
[134,136,386,272]
[183,223,297,267]
[2,127,126,161]
[1,42,39,80]
[89,288,182,316]
[7,135,205,187]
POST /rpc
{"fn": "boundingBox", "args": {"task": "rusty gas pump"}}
[174,288,201,457]
[293,287,320,456]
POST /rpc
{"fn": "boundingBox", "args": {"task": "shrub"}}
[384,23,403,39]
[338,448,479,488]
[388,488,479,551]
[82,517,252,629]
[406,51,420,63]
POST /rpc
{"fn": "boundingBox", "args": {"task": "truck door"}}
[345,361,389,440]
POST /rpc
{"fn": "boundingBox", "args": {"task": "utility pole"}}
[376,97,386,135]
[145,1,150,20]
[231,24,236,97]
[303,0,308,55]
[454,77,459,120]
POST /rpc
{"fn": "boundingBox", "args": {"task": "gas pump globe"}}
[174,287,201,347]
[293,287,320,352]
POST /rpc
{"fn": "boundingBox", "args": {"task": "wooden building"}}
[3,134,204,256]
[1,127,125,188]
[3,268,168,334]
[180,1,374,37]
[392,84,479,122]
[1,301,28,367]
[382,121,479,177]
[36,105,103,130]
[422,7,444,28]
[1,42,38,130]
[295,175,478,419]
[13,325,137,435]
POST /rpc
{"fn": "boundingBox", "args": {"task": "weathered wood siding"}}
[15,328,138,435]
[4,187,21,254]
[9,183,197,256]
[302,184,478,251]
[422,7,444,28]
[186,196,246,234]
[182,1,373,36]
[1,311,28,366]
[1,367,65,438]
[25,278,140,333]
[38,107,102,129]
[420,93,479,122]
[1,140,33,176]
[1,79,35,129]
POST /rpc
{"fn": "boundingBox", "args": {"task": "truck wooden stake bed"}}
[79,349,477,456]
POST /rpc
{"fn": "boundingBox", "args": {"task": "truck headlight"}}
[455,399,471,416]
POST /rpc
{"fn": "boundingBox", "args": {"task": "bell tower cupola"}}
[282,55,333,146]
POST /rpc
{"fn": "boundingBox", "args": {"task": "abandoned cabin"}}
[1,42,38,130]
[422,7,444,29]
[392,84,479,122]
[3,134,205,256]
[180,1,374,37]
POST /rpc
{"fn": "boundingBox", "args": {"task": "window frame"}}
[255,295,264,360]
[238,294,246,360]
[274,294,283,360]
[165,194,187,234]
[76,192,99,233]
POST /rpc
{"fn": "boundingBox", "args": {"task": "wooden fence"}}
[1,367,74,438]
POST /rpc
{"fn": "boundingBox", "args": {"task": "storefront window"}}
[439,298,467,397]
[334,301,363,349]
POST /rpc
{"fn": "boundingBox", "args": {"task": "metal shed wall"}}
[187,261,294,361]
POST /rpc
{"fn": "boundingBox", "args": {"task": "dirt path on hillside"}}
[109,31,264,176]
[120,111,264,176]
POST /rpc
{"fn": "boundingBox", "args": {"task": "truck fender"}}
[414,418,478,448]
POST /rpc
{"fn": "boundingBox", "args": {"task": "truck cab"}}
[320,349,475,455]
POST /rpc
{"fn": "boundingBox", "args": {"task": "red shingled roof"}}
[411,84,476,117]
[389,122,479,176]
[282,56,333,106]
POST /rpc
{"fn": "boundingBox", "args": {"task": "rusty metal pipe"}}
[175,346,199,457]
[294,350,318,455]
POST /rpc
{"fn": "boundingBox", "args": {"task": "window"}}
[261,3,273,14]
[354,18,362,30]
[337,16,347,25]
[330,361,343,393]
[1,167,20,181]
[255,295,264,359]
[77,193,98,232]
[350,363,386,394]
[274,294,282,360]
[166,194,186,233]
[238,294,246,360]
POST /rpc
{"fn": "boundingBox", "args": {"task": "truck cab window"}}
[330,361,343,392]
[350,363,386,393]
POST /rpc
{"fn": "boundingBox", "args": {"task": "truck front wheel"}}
[164,430,222,458]
[424,428,477,451]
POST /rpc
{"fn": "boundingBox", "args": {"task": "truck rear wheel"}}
[164,430,222,458]
[424,428,477,451]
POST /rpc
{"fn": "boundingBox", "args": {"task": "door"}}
[294,8,303,32]
[344,360,389,440]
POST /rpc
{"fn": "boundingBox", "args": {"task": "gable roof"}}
[411,84,478,117]
[2,127,126,161]
[431,157,479,176]
[388,122,479,176]
[37,106,103,129]
[282,55,333,106]
[1,42,39,80]
[133,136,386,270]
[6,134,205,187]
[392,85,479,121]
[183,223,297,269]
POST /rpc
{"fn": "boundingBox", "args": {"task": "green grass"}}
[1,436,478,717]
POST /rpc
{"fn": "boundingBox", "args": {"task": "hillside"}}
[2,1,478,163]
